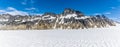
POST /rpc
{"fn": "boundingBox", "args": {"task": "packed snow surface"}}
[65,14,77,18]
[0,24,120,47]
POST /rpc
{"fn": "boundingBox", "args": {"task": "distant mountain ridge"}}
[0,8,116,30]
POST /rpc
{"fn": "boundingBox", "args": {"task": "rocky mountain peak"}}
[43,12,56,17]
[0,8,116,29]
[62,8,84,17]
[63,8,75,14]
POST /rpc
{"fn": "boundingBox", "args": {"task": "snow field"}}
[0,24,120,47]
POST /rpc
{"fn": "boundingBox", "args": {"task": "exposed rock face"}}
[43,12,56,17]
[62,8,84,17]
[0,8,116,30]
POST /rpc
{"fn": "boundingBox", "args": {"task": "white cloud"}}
[0,7,28,16]
[21,0,27,5]
[93,12,111,16]
[110,7,116,9]
[0,10,6,13]
[104,12,111,15]
[25,7,36,10]
[110,17,120,22]
[0,10,6,14]
[7,7,17,11]
[21,0,34,5]
[93,13,102,15]
[21,2,27,5]
[35,13,43,16]
[6,10,28,16]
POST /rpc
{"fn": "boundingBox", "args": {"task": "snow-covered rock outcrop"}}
[0,8,116,29]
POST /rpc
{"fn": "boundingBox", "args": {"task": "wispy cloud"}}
[25,7,36,10]
[21,2,27,5]
[104,12,111,15]
[0,10,6,13]
[7,7,17,11]
[0,7,28,15]
[21,0,27,5]
[93,13,102,15]
[110,7,116,9]
[0,7,43,16]
[110,17,120,22]
[93,12,111,15]
[21,0,35,5]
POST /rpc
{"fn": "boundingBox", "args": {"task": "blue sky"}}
[0,0,120,19]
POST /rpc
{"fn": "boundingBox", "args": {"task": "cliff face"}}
[0,8,116,30]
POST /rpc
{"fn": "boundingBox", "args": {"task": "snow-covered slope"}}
[0,8,116,29]
[0,24,120,47]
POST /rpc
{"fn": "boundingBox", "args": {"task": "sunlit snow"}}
[0,24,120,47]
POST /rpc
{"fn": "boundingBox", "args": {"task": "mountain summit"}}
[62,8,84,17]
[0,8,116,30]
